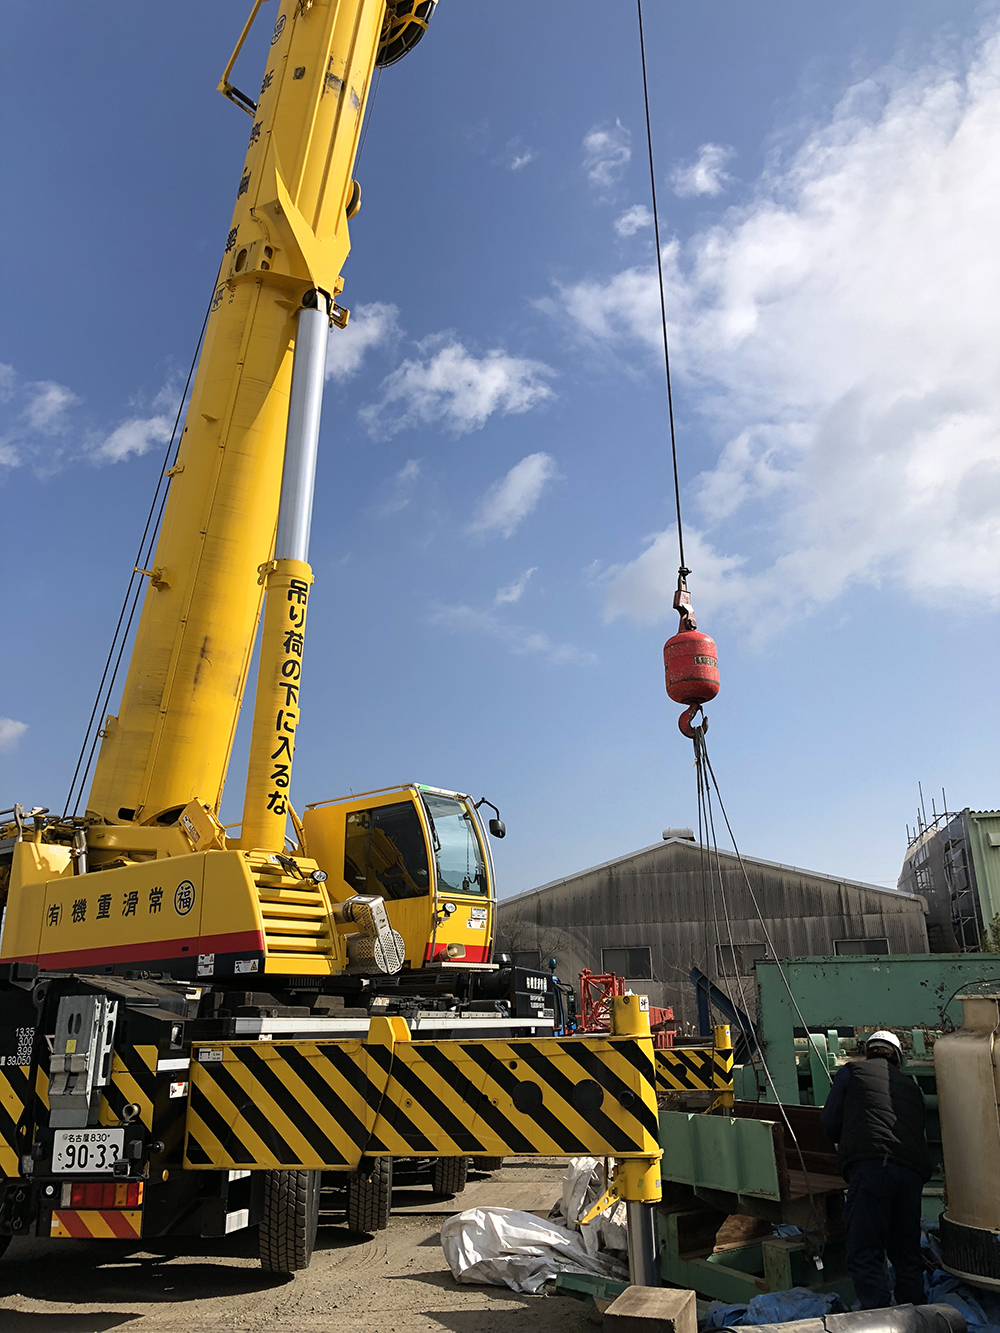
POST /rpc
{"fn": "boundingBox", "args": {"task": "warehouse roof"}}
[499,836,924,908]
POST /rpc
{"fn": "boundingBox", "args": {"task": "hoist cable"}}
[692,729,824,1248]
[62,294,213,819]
[696,733,755,1045]
[700,738,833,1087]
[637,0,686,574]
[356,65,383,168]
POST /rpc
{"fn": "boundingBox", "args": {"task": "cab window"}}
[343,801,430,900]
[422,793,488,896]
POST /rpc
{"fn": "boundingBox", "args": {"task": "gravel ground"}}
[0,1159,602,1333]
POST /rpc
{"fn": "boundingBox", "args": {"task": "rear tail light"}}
[62,1181,144,1208]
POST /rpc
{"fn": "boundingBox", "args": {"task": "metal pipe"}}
[240,294,328,851]
[71,829,88,875]
[626,1201,660,1287]
[275,297,330,563]
[727,1307,966,1333]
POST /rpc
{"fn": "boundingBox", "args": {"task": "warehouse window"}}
[602,947,653,979]
[513,951,541,970]
[834,938,889,956]
[716,943,767,976]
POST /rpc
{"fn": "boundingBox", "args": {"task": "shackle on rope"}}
[663,567,719,738]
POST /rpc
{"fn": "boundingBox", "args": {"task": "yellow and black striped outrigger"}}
[184,1003,665,1171]
[0,1064,30,1179]
[654,1027,734,1099]
[181,1002,734,1213]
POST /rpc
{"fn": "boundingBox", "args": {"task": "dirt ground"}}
[0,1158,603,1333]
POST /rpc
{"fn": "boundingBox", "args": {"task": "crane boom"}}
[88,0,386,828]
[1,0,524,998]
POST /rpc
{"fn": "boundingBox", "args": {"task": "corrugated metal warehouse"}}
[496,832,929,1030]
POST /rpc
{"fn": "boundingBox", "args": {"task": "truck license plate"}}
[52,1128,125,1173]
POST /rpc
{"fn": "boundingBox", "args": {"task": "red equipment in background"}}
[578,970,676,1048]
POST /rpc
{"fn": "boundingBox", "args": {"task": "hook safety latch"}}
[679,703,708,740]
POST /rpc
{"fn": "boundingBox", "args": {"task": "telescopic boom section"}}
[88,0,390,832]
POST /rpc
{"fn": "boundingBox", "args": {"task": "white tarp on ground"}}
[440,1158,629,1295]
[559,1156,629,1256]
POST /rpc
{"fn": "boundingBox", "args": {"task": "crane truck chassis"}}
[0,967,690,1276]
[0,0,737,1282]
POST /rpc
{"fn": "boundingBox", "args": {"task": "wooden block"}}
[603,1285,698,1333]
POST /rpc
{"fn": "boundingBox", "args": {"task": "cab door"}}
[303,788,435,969]
[418,792,494,967]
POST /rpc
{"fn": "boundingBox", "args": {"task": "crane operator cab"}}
[303,785,498,976]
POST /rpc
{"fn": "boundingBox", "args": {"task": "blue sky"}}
[3,1,1000,897]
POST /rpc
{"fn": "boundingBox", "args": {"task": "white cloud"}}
[430,604,594,666]
[670,143,735,198]
[556,23,1000,636]
[583,120,631,191]
[0,366,80,471]
[599,527,748,626]
[373,458,421,516]
[0,718,28,753]
[508,143,537,171]
[468,453,558,540]
[614,205,653,237]
[495,568,537,606]
[326,302,399,380]
[93,414,174,463]
[23,381,79,432]
[0,364,180,472]
[361,342,554,439]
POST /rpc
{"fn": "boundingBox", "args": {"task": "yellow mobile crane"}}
[0,0,705,1282]
[0,0,534,1023]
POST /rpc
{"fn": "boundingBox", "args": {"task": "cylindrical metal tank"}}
[934,993,1000,1288]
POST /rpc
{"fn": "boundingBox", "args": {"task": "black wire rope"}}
[637,0,687,576]
[62,295,213,819]
[700,738,833,1086]
[692,726,825,1252]
[356,65,383,168]
[638,2,826,1251]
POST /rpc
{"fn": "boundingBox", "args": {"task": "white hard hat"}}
[866,1030,903,1058]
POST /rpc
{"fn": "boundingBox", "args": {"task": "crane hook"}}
[678,703,708,740]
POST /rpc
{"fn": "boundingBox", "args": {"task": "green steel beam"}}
[659,1110,782,1200]
[755,955,1000,1104]
[968,810,1000,926]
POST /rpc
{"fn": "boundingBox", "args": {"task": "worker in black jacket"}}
[821,1030,931,1309]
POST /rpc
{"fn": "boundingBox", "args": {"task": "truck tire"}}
[477,1156,504,1174]
[258,1169,320,1273]
[346,1156,392,1235]
[431,1155,469,1197]
[0,1235,10,1260]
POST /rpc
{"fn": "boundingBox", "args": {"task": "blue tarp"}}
[700,1222,1000,1332]
[925,1270,1000,1333]
[704,1288,847,1328]
[921,1219,1000,1333]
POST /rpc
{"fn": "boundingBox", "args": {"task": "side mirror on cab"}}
[488,818,505,839]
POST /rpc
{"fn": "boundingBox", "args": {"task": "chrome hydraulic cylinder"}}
[275,298,330,562]
[626,1201,661,1287]
[240,296,329,852]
